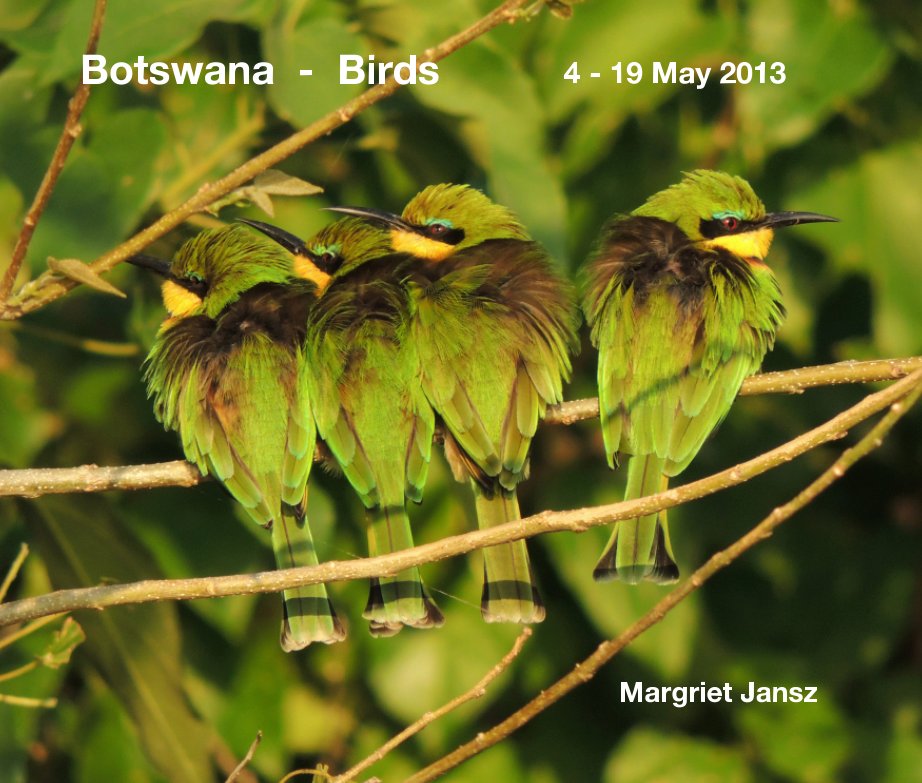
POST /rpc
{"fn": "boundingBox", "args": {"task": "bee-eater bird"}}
[241,217,443,637]
[329,185,580,624]
[581,170,837,583]
[128,224,345,650]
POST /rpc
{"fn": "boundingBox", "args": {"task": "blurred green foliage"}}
[1,0,921,781]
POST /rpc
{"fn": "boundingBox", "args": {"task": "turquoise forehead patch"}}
[309,242,341,256]
[424,217,454,228]
[711,210,743,220]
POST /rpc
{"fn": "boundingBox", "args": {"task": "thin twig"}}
[2,321,140,357]
[0,693,58,708]
[0,661,39,684]
[0,0,108,304]
[1,370,918,629]
[1,357,919,498]
[0,614,64,651]
[333,629,532,783]
[278,765,333,783]
[0,544,29,603]
[404,372,922,783]
[224,731,263,783]
[1,0,533,320]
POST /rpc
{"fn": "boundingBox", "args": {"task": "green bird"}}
[330,185,580,624]
[128,224,345,650]
[241,217,443,637]
[581,170,837,583]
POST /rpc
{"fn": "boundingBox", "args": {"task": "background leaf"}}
[26,497,213,783]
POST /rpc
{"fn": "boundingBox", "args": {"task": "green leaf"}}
[0,341,60,468]
[354,0,478,56]
[0,0,54,32]
[27,497,213,783]
[26,108,167,274]
[412,42,568,259]
[789,137,922,355]
[604,728,754,783]
[735,685,850,782]
[208,169,323,217]
[543,522,699,681]
[738,0,892,158]
[0,62,54,197]
[47,257,127,298]
[537,0,732,125]
[265,6,368,128]
[74,690,157,783]
[32,0,270,84]
[37,616,86,669]
[367,604,520,737]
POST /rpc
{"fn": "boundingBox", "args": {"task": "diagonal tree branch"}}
[1,369,918,629]
[331,628,531,783]
[1,0,534,320]
[0,0,108,305]
[403,366,922,783]
[0,356,918,498]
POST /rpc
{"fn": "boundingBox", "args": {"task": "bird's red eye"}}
[425,223,448,238]
[721,216,739,231]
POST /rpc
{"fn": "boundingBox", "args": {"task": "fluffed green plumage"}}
[256,218,443,636]
[339,185,580,623]
[139,224,345,649]
[582,170,836,583]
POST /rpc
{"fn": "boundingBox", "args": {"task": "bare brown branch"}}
[0,0,108,305]
[405,370,922,783]
[1,369,917,629]
[1,356,918,498]
[0,460,203,499]
[1,0,533,320]
[543,355,922,425]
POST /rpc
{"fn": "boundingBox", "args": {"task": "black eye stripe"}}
[176,276,207,296]
[699,217,759,239]
[415,224,466,245]
[310,250,344,274]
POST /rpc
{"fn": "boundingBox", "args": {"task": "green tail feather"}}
[593,454,679,584]
[473,484,545,624]
[272,508,346,650]
[362,503,443,636]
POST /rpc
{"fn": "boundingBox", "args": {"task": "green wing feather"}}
[307,271,441,636]
[585,218,784,582]
[146,297,344,648]
[407,239,579,623]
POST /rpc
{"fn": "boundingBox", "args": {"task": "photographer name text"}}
[622,680,818,708]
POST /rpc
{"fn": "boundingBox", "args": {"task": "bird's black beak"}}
[761,211,839,230]
[126,253,206,296]
[126,253,172,278]
[237,218,308,256]
[326,205,413,231]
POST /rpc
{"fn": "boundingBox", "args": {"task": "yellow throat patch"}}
[161,280,203,317]
[390,228,455,261]
[703,228,774,263]
[293,254,332,293]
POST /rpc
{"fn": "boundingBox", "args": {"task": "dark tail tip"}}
[592,523,680,584]
[481,575,546,623]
